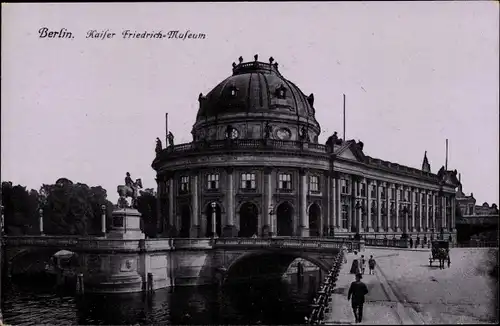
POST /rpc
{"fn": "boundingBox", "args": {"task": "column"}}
[377,181,382,232]
[264,168,273,236]
[394,185,400,232]
[424,190,429,231]
[335,177,341,231]
[190,173,200,237]
[367,179,373,232]
[325,171,331,236]
[155,177,162,233]
[451,195,456,232]
[168,176,174,231]
[347,176,353,232]
[441,196,447,232]
[410,187,416,232]
[431,192,436,231]
[223,168,236,237]
[329,172,335,231]
[386,183,392,232]
[357,178,362,232]
[417,189,422,232]
[299,169,309,236]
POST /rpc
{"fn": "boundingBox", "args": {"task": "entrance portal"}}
[179,205,191,237]
[277,202,294,236]
[308,203,321,237]
[205,202,222,237]
[239,202,259,237]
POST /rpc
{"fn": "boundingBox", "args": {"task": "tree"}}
[137,189,157,238]
[41,179,114,236]
[1,181,39,235]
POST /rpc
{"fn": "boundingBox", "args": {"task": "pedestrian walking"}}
[348,273,369,323]
[360,255,366,274]
[423,235,427,248]
[409,237,413,248]
[368,255,376,275]
[416,235,420,248]
[350,251,361,274]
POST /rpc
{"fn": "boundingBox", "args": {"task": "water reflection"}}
[3,271,321,325]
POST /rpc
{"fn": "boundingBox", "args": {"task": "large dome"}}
[191,55,321,143]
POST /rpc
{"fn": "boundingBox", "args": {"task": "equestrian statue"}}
[117,172,143,208]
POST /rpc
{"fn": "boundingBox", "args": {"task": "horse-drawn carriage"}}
[429,240,451,269]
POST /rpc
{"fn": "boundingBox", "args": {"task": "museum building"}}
[151,55,460,241]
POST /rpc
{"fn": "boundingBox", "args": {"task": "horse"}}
[117,179,143,206]
[436,248,449,269]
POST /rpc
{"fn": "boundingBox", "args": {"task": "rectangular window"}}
[309,175,319,192]
[341,179,350,194]
[381,187,386,199]
[180,176,189,193]
[468,205,473,215]
[391,188,395,200]
[279,173,292,190]
[207,173,219,190]
[370,185,376,198]
[399,189,403,201]
[341,204,349,229]
[241,173,256,189]
[360,183,366,197]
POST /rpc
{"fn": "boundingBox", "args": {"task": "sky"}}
[1,2,499,205]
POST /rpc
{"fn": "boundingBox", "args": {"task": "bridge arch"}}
[238,201,259,237]
[7,247,81,278]
[276,201,295,236]
[308,203,321,237]
[222,250,330,285]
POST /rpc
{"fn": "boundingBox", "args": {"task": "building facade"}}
[151,55,460,241]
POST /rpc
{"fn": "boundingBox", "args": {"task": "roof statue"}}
[155,137,162,155]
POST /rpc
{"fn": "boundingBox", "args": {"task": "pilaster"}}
[223,167,237,237]
[367,179,374,232]
[377,181,383,232]
[299,168,309,236]
[394,184,401,232]
[410,187,416,232]
[190,172,201,238]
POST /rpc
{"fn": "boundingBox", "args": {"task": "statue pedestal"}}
[107,208,145,240]
[85,208,145,294]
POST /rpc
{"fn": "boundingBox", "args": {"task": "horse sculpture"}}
[117,174,143,208]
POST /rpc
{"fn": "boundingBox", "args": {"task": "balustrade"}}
[160,139,329,157]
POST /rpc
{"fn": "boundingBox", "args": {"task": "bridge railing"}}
[213,237,360,252]
[363,237,409,248]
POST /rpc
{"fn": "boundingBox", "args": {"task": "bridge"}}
[1,232,365,294]
[456,214,498,243]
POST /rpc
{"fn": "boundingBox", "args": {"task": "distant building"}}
[455,174,498,243]
[152,55,460,241]
[456,173,498,217]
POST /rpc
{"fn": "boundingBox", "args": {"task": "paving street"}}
[326,247,498,325]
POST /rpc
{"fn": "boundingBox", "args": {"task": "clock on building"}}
[276,127,291,140]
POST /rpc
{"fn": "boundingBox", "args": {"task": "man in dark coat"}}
[348,273,369,323]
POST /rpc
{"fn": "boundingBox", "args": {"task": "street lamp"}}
[211,202,218,238]
[269,204,274,237]
[39,208,44,236]
[101,204,107,236]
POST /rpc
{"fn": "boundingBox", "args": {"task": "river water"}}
[2,272,322,325]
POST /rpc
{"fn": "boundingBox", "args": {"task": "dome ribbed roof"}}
[196,56,317,122]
